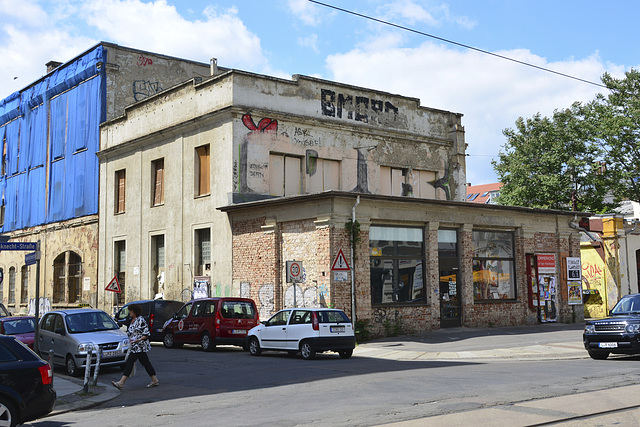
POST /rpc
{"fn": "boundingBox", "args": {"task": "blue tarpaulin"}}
[0,45,105,232]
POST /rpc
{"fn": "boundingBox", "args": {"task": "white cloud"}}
[298,33,319,53]
[379,0,476,29]
[326,41,615,184]
[288,0,323,26]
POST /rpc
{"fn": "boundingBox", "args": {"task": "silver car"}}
[38,308,130,376]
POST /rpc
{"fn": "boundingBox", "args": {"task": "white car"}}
[247,308,355,359]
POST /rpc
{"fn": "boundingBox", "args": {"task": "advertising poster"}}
[568,282,583,305]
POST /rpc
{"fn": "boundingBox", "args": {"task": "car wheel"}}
[300,341,316,360]
[0,398,17,427]
[248,337,262,356]
[201,332,215,352]
[66,355,80,377]
[163,330,177,348]
[338,349,353,359]
[588,350,610,360]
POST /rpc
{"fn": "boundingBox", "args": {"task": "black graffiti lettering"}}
[321,89,336,117]
[355,96,369,123]
[371,99,383,114]
[337,94,353,119]
[385,101,398,115]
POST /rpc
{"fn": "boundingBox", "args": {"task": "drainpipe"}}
[624,220,638,295]
[351,196,360,324]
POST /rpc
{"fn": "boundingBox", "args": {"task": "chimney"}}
[46,61,63,73]
[210,58,218,76]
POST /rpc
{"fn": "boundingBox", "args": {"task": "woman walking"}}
[112,303,160,390]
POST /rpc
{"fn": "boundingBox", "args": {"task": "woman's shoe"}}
[146,381,159,388]
[111,381,123,390]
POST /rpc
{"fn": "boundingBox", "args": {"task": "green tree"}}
[494,103,614,212]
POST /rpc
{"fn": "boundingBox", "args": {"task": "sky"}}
[1,0,639,185]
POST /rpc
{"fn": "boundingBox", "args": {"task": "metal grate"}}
[594,323,626,332]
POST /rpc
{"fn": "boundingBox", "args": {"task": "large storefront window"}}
[473,230,516,301]
[370,226,425,304]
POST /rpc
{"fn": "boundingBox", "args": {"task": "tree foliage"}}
[493,69,640,212]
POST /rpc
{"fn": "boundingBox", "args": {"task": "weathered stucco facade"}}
[98,70,467,314]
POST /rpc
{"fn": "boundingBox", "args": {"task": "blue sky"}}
[1,0,639,184]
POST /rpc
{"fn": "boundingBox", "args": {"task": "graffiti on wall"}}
[242,114,278,133]
[137,54,153,66]
[28,297,51,316]
[320,89,408,128]
[292,127,320,147]
[133,80,163,101]
[258,283,275,320]
[373,307,400,324]
[284,285,318,308]
[581,248,608,318]
[428,162,452,200]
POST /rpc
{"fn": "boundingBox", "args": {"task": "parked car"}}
[0,304,10,317]
[247,308,355,360]
[584,293,640,359]
[114,299,184,342]
[0,335,56,426]
[162,298,259,351]
[0,316,36,349]
[38,308,130,376]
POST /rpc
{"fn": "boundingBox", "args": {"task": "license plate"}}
[599,342,618,348]
[102,350,121,358]
[232,329,246,334]
[331,326,345,333]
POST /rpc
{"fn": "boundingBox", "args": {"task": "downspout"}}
[351,195,360,324]
[624,220,638,295]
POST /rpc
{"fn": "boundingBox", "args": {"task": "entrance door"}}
[439,229,461,327]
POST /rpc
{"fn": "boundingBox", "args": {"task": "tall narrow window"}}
[115,169,126,213]
[68,252,82,303]
[269,154,302,196]
[151,234,165,296]
[195,228,211,276]
[52,251,83,303]
[114,240,126,306]
[1,136,6,176]
[8,267,15,304]
[0,268,3,301]
[53,254,65,303]
[20,265,28,304]
[152,158,164,206]
[195,145,210,196]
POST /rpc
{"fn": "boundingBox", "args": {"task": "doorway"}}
[439,229,461,327]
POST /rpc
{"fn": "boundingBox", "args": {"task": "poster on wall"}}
[537,254,557,322]
[193,276,210,299]
[568,282,583,305]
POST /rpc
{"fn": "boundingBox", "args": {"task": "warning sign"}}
[331,249,350,271]
[105,276,121,293]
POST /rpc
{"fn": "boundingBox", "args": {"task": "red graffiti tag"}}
[582,262,603,277]
[137,55,153,66]
[242,113,278,133]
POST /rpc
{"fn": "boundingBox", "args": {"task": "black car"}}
[114,299,184,342]
[583,293,640,359]
[0,335,56,426]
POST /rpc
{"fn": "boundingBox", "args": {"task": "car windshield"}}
[611,295,640,315]
[2,318,35,335]
[66,312,119,333]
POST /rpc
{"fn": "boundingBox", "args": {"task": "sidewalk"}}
[49,376,119,416]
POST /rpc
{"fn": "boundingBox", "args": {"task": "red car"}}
[0,316,36,349]
[162,298,259,351]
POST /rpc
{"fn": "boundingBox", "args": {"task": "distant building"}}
[0,42,210,312]
[466,182,502,204]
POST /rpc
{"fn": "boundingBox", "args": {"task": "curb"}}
[49,381,119,417]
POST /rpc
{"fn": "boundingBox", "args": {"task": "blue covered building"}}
[0,43,210,311]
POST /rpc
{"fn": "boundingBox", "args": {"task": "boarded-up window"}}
[152,158,164,206]
[380,167,436,198]
[195,145,210,196]
[115,169,126,213]
[269,154,301,196]
[307,158,340,193]
[412,170,436,199]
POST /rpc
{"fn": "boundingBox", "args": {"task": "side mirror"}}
[173,313,179,320]
[261,321,268,326]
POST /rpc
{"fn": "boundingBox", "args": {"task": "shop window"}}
[195,145,210,196]
[20,265,28,304]
[8,267,15,304]
[472,230,516,301]
[52,251,83,303]
[369,226,425,304]
[151,234,165,296]
[114,240,126,306]
[195,228,211,276]
[115,169,126,214]
[152,158,164,206]
[269,154,302,196]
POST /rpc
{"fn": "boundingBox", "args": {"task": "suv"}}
[38,308,130,376]
[162,298,259,351]
[114,299,184,342]
[247,308,355,360]
[584,293,640,359]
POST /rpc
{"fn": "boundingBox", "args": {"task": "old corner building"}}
[98,66,583,334]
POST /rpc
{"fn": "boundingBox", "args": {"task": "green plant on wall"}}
[345,219,361,261]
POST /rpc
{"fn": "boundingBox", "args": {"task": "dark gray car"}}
[114,299,184,342]
[38,308,129,376]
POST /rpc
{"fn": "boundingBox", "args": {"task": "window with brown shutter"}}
[115,169,126,213]
[152,158,164,206]
[195,145,210,196]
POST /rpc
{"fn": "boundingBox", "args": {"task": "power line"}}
[307,0,608,90]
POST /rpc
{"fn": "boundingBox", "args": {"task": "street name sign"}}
[0,242,37,251]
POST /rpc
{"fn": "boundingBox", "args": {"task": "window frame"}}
[195,145,210,197]
[152,158,164,206]
[472,229,517,302]
[115,169,126,214]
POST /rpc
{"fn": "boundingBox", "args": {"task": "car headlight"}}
[584,325,595,334]
[122,338,130,347]
[78,343,95,352]
[626,324,640,334]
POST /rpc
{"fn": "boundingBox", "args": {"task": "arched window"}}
[20,265,28,304]
[8,267,15,304]
[52,251,83,304]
